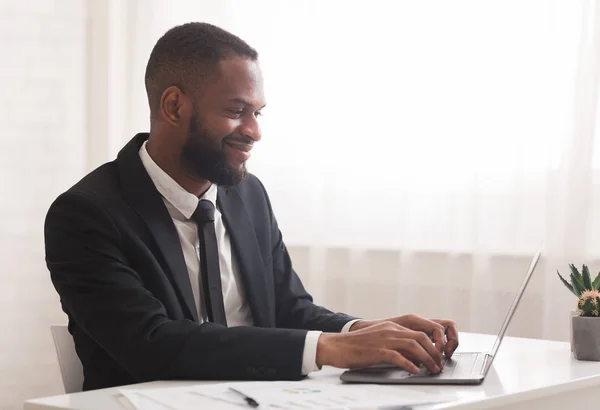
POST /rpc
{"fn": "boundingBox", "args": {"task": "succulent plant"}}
[577,290,600,317]
[557,264,600,297]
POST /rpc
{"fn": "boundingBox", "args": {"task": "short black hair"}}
[144,22,258,117]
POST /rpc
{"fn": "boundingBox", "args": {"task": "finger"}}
[376,326,442,368]
[401,330,443,369]
[432,326,445,354]
[393,338,441,374]
[445,327,459,358]
[401,352,423,367]
[403,316,446,352]
[435,320,459,358]
[379,349,419,374]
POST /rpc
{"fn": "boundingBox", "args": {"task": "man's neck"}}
[146,136,211,198]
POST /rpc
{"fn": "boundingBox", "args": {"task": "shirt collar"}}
[138,140,217,220]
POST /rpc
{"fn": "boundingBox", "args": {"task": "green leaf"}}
[593,272,600,290]
[571,272,586,296]
[582,264,592,290]
[570,264,586,290]
[557,270,577,296]
[570,263,581,279]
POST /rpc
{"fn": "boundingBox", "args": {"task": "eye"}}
[228,109,244,118]
[254,111,262,118]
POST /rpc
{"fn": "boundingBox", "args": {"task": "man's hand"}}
[316,321,443,374]
[350,315,459,358]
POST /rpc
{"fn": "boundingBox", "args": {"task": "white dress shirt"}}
[139,142,357,374]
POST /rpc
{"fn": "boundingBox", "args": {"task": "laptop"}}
[340,246,542,385]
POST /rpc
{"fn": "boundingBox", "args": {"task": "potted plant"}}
[557,264,600,360]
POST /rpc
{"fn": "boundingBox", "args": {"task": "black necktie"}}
[191,200,228,326]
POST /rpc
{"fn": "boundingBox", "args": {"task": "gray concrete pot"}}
[572,316,600,361]
[570,309,577,352]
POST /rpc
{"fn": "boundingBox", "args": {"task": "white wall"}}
[0,0,86,409]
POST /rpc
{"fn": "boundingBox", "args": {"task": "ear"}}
[159,86,192,126]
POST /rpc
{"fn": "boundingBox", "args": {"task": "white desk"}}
[24,333,600,410]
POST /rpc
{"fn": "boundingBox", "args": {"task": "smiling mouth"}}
[224,140,253,163]
[225,141,253,152]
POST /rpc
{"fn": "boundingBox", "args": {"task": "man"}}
[44,22,459,391]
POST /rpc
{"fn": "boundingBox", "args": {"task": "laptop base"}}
[340,352,487,385]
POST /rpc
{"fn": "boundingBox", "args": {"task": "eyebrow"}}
[229,98,266,110]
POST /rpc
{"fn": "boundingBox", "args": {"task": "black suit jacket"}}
[44,133,356,391]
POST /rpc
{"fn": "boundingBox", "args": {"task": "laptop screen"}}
[488,246,542,360]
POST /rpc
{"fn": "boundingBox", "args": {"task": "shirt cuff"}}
[341,319,362,333]
[301,331,323,375]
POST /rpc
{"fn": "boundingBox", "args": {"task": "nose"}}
[239,115,262,142]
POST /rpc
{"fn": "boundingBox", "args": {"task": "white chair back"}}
[50,324,84,393]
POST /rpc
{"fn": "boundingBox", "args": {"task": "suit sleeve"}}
[255,182,360,332]
[45,191,308,383]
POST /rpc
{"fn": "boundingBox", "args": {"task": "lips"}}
[224,141,253,163]
[225,141,253,152]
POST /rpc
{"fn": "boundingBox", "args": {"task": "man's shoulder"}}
[52,161,123,209]
[44,160,127,239]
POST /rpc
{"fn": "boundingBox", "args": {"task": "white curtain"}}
[0,0,87,409]
[102,0,600,342]
[4,1,599,408]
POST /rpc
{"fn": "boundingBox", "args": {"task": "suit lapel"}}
[117,134,199,322]
[217,186,272,327]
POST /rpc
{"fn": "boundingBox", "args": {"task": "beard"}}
[180,113,248,187]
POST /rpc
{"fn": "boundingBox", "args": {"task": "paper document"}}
[120,385,238,410]
[122,381,453,410]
